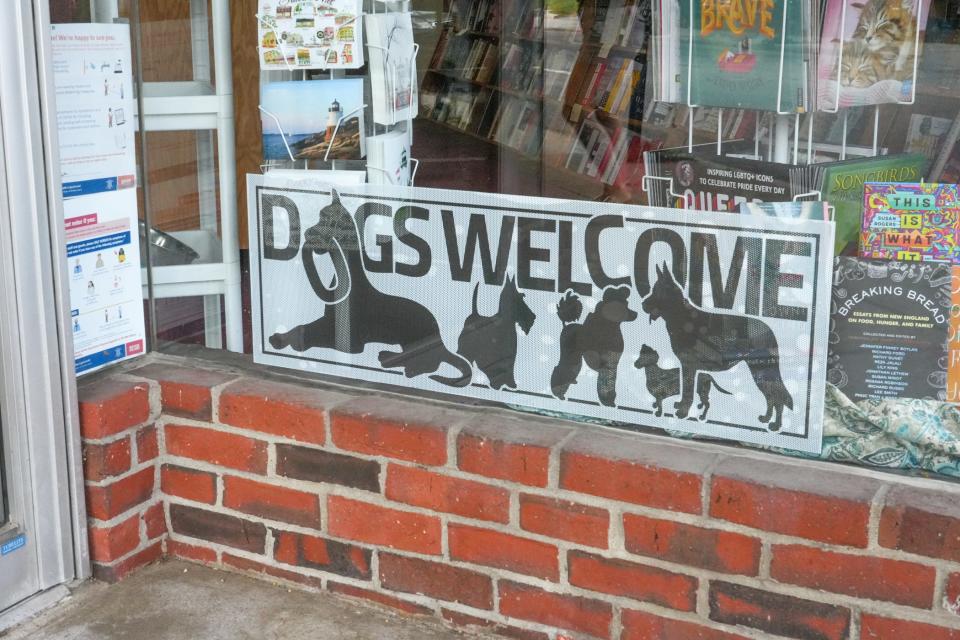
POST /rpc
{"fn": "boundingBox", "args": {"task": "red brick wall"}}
[77,356,960,640]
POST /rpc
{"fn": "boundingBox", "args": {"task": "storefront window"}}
[48,0,960,478]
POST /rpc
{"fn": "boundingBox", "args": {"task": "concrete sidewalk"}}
[4,561,496,639]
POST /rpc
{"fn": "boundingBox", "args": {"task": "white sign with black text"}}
[248,177,835,453]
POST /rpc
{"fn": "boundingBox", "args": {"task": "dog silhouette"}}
[641,263,793,431]
[551,286,638,406]
[269,190,472,386]
[634,344,731,419]
[457,275,536,390]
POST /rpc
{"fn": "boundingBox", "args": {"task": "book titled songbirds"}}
[681,0,808,112]
[860,182,960,263]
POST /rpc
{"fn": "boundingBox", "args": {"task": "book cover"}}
[860,182,960,262]
[365,12,418,125]
[827,257,949,401]
[258,0,363,70]
[260,79,366,161]
[905,113,952,166]
[682,0,808,111]
[817,0,931,110]
[816,153,926,255]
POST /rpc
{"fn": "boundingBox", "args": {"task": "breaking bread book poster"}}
[248,176,834,453]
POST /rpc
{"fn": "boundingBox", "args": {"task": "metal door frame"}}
[0,0,91,624]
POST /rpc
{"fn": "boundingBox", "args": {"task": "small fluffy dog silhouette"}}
[457,275,536,390]
[633,344,730,420]
[551,286,638,406]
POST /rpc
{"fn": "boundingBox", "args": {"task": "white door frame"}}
[0,0,91,623]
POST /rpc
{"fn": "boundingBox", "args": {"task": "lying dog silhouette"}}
[634,344,731,420]
[551,286,638,406]
[457,275,536,390]
[269,191,472,386]
[641,263,793,431]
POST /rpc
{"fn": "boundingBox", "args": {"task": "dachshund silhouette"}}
[457,275,536,390]
[634,344,730,419]
[551,286,638,406]
[641,263,793,431]
[269,190,472,386]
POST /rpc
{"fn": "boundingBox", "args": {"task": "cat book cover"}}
[815,153,926,255]
[828,257,950,402]
[860,182,960,262]
[681,0,808,111]
[817,0,931,110]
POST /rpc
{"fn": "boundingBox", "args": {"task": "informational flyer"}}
[64,190,146,373]
[50,23,137,198]
[52,23,146,374]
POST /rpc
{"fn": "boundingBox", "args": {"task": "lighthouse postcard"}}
[260,79,366,162]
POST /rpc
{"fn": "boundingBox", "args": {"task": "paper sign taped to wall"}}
[248,177,835,453]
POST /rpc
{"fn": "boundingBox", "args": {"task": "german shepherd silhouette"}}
[457,275,536,390]
[641,263,793,431]
[269,190,472,386]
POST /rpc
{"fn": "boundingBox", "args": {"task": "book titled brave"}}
[860,182,960,263]
[680,0,808,111]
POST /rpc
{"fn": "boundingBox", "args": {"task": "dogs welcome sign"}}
[248,176,835,453]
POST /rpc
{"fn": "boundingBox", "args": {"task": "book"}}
[681,0,809,112]
[260,79,366,162]
[258,0,363,70]
[860,182,960,262]
[817,0,931,110]
[365,12,418,125]
[827,257,950,401]
[905,113,953,167]
[367,126,412,186]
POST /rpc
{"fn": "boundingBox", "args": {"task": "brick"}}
[165,539,217,563]
[165,424,267,474]
[860,615,960,640]
[92,541,162,583]
[331,396,465,465]
[519,494,609,548]
[223,476,321,529]
[276,444,380,492]
[457,414,571,487]
[709,457,877,547]
[78,378,150,439]
[621,610,748,640]
[946,572,960,617]
[86,467,155,520]
[222,553,323,590]
[327,582,432,615]
[623,513,760,576]
[83,437,132,482]
[560,432,714,513]
[385,464,509,523]
[144,502,166,540]
[133,363,236,421]
[498,580,612,639]
[448,524,559,581]
[709,581,850,640]
[169,503,266,554]
[770,544,935,608]
[880,486,960,562]
[220,378,347,446]
[136,425,159,463]
[89,514,141,563]
[379,553,493,609]
[568,550,697,611]
[327,495,441,555]
[441,610,550,640]
[272,529,371,579]
[161,464,217,505]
